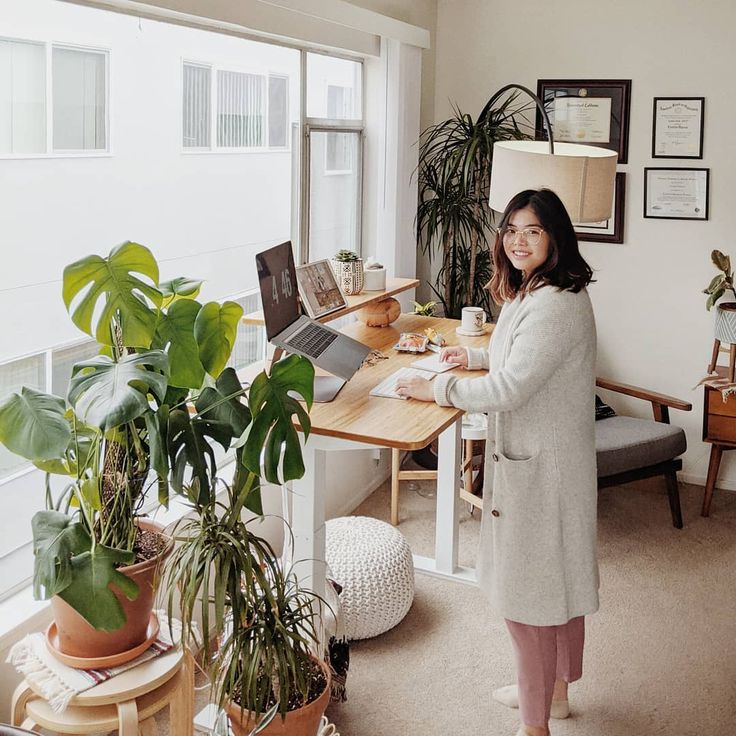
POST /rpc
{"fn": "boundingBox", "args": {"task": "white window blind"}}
[268,74,288,149]
[52,46,107,151]
[182,62,211,148]
[217,70,264,148]
[0,39,46,154]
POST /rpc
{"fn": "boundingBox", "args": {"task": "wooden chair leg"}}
[702,444,723,517]
[664,469,683,529]
[11,683,34,726]
[463,439,473,493]
[731,344,736,383]
[391,448,400,526]
[708,339,721,373]
[169,650,195,736]
[118,699,140,736]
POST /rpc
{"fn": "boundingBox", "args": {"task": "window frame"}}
[0,35,110,160]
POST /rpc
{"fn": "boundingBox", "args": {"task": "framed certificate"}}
[652,97,704,159]
[644,168,709,220]
[536,79,632,163]
[574,172,626,243]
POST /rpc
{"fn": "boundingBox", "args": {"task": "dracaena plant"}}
[703,249,736,310]
[0,241,315,633]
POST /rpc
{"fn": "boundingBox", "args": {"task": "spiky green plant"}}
[333,249,360,262]
[416,92,533,317]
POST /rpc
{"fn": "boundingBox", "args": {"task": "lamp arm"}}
[478,83,554,154]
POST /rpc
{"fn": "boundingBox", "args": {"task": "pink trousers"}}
[504,616,585,727]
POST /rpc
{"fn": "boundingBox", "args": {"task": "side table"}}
[11,646,194,735]
[701,383,736,516]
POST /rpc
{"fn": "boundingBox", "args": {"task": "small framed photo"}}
[652,97,704,159]
[644,167,709,220]
[536,79,632,163]
[574,172,626,243]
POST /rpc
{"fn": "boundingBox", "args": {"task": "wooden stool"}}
[11,646,194,736]
[708,339,736,382]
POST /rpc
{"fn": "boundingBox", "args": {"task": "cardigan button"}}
[492,453,499,462]
[491,509,500,517]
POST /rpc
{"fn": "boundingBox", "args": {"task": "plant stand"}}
[708,339,736,382]
[11,647,194,735]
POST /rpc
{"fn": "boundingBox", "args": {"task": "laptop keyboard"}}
[287,323,338,358]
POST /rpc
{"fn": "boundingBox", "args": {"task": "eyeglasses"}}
[501,227,545,248]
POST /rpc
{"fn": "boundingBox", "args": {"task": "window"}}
[325,86,354,173]
[52,46,106,151]
[268,74,288,149]
[217,70,264,148]
[182,62,211,148]
[0,39,46,154]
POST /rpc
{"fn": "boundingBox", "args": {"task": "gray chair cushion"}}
[595,416,687,478]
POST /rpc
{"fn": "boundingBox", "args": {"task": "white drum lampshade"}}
[489,140,618,223]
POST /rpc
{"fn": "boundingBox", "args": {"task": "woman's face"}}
[503,205,551,276]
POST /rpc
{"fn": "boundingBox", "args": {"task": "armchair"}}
[595,377,692,529]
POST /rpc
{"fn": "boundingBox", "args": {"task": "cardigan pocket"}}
[493,452,542,512]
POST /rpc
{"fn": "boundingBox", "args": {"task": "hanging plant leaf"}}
[0,388,71,462]
[68,351,169,430]
[159,276,203,308]
[153,299,206,389]
[194,301,243,378]
[62,241,162,347]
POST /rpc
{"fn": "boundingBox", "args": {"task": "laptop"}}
[256,242,371,400]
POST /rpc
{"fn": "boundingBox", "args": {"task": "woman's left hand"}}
[395,375,434,402]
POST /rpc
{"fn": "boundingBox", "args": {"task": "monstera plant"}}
[0,241,315,663]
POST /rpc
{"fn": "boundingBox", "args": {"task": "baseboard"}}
[679,472,736,492]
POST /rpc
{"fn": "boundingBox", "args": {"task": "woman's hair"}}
[488,188,594,303]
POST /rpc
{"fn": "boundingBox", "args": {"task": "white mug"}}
[461,306,487,333]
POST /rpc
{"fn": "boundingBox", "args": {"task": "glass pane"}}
[0,39,46,154]
[217,70,264,147]
[268,75,288,148]
[51,340,98,398]
[0,354,45,479]
[306,53,362,120]
[308,131,360,261]
[183,63,211,148]
[53,47,107,151]
[227,292,265,372]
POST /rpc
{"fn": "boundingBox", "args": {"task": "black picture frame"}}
[536,79,632,163]
[652,97,704,159]
[574,172,626,244]
[643,167,709,220]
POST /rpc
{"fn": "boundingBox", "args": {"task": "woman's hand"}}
[395,375,435,402]
[439,345,469,368]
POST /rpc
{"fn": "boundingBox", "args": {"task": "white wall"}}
[430,0,735,487]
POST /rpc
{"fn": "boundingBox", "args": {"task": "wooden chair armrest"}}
[595,377,692,424]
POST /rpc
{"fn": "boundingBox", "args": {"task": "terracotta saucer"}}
[45,612,160,669]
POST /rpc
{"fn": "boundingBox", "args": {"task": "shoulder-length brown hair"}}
[488,189,594,304]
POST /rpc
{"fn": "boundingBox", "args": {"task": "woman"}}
[395,188,598,736]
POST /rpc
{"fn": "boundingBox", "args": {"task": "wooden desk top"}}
[242,277,420,326]
[305,314,492,450]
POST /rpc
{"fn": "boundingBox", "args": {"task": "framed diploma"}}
[536,79,632,163]
[574,172,626,243]
[644,167,709,220]
[652,97,704,159]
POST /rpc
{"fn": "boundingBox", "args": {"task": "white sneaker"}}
[492,684,570,719]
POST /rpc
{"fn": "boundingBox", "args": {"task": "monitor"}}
[255,241,300,342]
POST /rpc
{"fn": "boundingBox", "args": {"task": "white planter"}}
[331,258,364,295]
[714,303,736,343]
[363,267,386,291]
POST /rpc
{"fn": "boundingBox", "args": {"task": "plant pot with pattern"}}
[704,249,736,356]
[331,249,364,295]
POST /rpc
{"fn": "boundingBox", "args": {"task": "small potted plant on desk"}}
[704,249,736,378]
[331,249,364,295]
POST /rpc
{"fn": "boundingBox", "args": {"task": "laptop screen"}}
[256,241,300,342]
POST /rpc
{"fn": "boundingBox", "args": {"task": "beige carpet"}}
[324,474,736,736]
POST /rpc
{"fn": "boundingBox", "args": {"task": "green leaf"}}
[68,351,169,430]
[34,417,98,476]
[195,367,251,438]
[0,388,71,461]
[79,476,102,511]
[243,356,314,484]
[704,274,726,294]
[144,406,170,495]
[194,301,243,377]
[712,249,731,274]
[31,510,91,600]
[159,277,203,308]
[62,241,163,347]
[153,299,206,388]
[706,290,723,311]
[59,545,139,631]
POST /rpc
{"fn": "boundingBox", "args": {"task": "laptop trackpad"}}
[288,375,347,403]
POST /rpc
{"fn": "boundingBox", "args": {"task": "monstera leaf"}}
[244,355,314,484]
[0,388,71,462]
[63,242,163,347]
[68,351,169,430]
[195,368,251,437]
[159,277,203,308]
[194,301,243,378]
[153,299,206,389]
[33,416,98,476]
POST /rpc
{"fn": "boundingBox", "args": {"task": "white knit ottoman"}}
[325,516,415,640]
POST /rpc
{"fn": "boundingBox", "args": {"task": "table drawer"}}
[707,388,736,418]
[704,413,736,444]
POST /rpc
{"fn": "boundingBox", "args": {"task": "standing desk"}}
[288,313,492,598]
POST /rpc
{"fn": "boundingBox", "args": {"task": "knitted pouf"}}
[325,516,415,640]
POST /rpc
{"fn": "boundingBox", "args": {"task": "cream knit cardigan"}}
[433,285,599,626]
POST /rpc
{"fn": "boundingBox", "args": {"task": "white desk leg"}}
[435,417,462,573]
[289,439,327,600]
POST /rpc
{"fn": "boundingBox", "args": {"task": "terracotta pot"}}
[50,518,172,660]
[226,658,331,736]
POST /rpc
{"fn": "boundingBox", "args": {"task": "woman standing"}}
[395,188,598,736]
